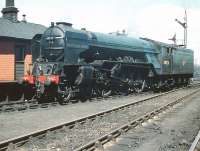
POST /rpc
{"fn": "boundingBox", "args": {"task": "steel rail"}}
[0,100,36,106]
[189,130,200,151]
[0,101,59,113]
[0,85,199,151]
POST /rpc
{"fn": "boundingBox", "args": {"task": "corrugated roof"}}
[0,18,46,40]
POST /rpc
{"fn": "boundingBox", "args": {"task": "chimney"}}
[6,0,14,7]
[1,0,19,22]
[21,14,27,23]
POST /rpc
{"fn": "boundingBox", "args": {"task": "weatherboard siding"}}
[0,54,15,81]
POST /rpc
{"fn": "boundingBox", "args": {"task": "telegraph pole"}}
[175,10,187,48]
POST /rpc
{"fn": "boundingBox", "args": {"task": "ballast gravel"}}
[105,90,200,151]
[12,87,200,150]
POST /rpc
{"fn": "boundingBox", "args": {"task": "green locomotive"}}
[23,22,193,104]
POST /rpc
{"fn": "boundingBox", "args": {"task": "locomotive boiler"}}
[23,22,194,104]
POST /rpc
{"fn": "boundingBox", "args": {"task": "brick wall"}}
[0,54,15,81]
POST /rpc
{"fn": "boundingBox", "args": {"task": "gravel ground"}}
[0,92,155,141]
[14,87,199,151]
[105,90,200,151]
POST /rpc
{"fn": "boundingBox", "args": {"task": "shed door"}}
[15,45,25,80]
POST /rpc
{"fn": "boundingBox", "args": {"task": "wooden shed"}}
[0,0,46,82]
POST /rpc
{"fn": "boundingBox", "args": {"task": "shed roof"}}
[0,18,46,40]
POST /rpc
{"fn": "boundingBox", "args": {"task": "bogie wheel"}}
[57,86,72,105]
[118,83,129,96]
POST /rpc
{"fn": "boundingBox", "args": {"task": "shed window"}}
[15,45,26,61]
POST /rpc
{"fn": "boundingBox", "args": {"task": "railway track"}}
[75,87,200,151]
[0,93,144,114]
[189,131,200,151]
[0,82,199,114]
[0,84,199,151]
[0,100,59,113]
[0,94,118,113]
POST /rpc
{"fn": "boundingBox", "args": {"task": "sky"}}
[0,0,200,64]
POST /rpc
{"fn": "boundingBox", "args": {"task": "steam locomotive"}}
[23,22,194,104]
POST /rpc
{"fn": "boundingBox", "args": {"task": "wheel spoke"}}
[135,80,146,93]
